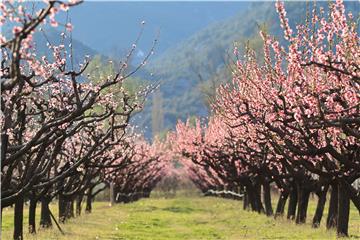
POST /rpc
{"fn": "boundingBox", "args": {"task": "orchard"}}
[1,1,171,239]
[170,0,359,237]
[0,0,359,239]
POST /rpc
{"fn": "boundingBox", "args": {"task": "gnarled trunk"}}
[40,197,52,228]
[287,184,298,220]
[246,184,260,212]
[253,181,265,213]
[326,183,338,229]
[28,195,37,234]
[85,190,92,213]
[13,194,24,240]
[337,180,350,237]
[58,194,67,223]
[312,185,328,228]
[295,184,310,224]
[243,190,250,210]
[76,194,83,216]
[275,191,288,218]
[262,181,273,216]
[65,199,74,219]
[109,182,115,206]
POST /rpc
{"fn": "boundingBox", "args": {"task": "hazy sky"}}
[62,2,250,56]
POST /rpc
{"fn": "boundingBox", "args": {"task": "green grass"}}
[1,195,360,239]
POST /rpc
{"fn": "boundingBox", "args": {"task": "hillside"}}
[32,28,98,66]
[137,1,359,138]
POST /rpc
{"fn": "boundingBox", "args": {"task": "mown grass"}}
[1,194,360,239]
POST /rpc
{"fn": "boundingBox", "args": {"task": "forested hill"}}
[136,1,359,138]
[32,28,98,65]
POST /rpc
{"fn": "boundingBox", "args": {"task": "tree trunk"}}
[28,196,37,234]
[144,191,150,198]
[110,182,115,206]
[337,180,350,237]
[13,195,24,240]
[65,199,74,219]
[312,185,328,228]
[247,185,258,212]
[326,183,338,229]
[76,194,83,216]
[58,194,67,223]
[85,191,92,213]
[263,181,273,216]
[287,185,298,220]
[295,184,310,224]
[253,181,265,213]
[40,197,52,228]
[243,191,249,210]
[275,191,288,218]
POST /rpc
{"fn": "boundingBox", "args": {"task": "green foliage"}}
[83,54,149,121]
[187,115,199,128]
[85,55,147,96]
[154,128,170,141]
[152,90,165,136]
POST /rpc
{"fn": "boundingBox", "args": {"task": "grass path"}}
[2,196,360,239]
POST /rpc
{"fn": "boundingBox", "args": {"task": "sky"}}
[61,2,250,57]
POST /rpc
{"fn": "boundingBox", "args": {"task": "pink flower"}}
[12,26,22,35]
[65,23,73,32]
[50,19,58,27]
[60,3,69,11]
[0,35,6,44]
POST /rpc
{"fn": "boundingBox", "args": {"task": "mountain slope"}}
[34,28,98,65]
[137,1,359,138]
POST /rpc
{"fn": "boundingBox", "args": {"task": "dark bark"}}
[263,181,273,216]
[58,194,67,223]
[254,181,265,213]
[246,185,258,212]
[85,191,92,213]
[287,184,298,220]
[65,199,74,219]
[312,185,328,228]
[275,191,288,218]
[76,194,83,216]
[13,195,24,240]
[1,134,8,169]
[295,184,310,224]
[40,197,52,228]
[109,182,115,206]
[337,180,350,237]
[245,186,253,209]
[243,191,249,210]
[28,196,37,234]
[326,183,338,229]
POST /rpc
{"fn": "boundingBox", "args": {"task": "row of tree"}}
[169,1,359,237]
[1,1,168,239]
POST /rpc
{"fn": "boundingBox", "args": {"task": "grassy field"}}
[1,195,360,239]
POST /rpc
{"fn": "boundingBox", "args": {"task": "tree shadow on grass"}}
[162,206,194,214]
[349,235,360,239]
[134,206,158,212]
